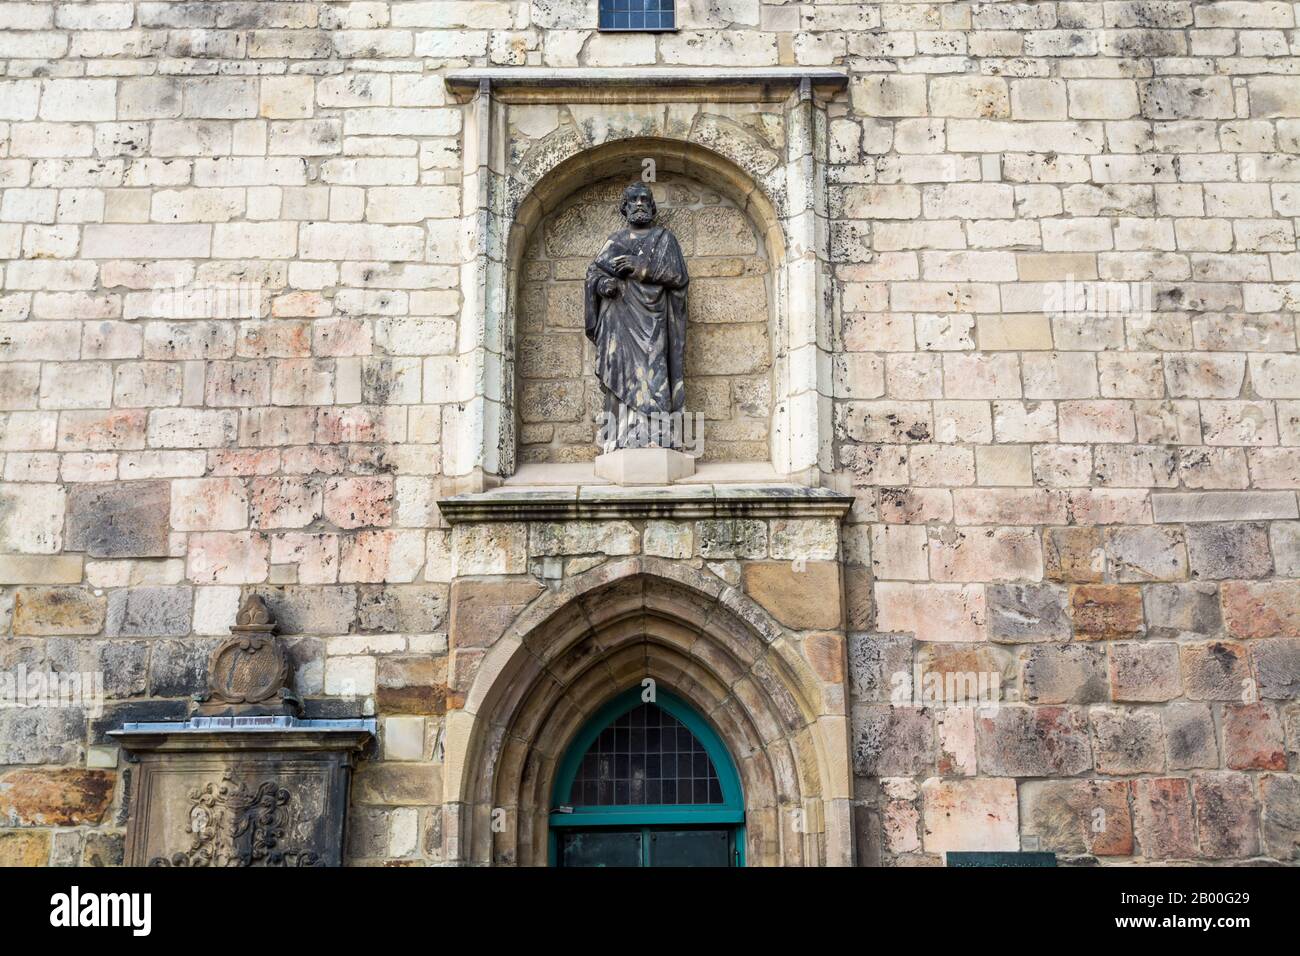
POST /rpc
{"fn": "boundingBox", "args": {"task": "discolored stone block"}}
[847,632,912,702]
[148,638,218,697]
[844,565,875,630]
[1091,707,1164,775]
[0,830,50,866]
[0,706,87,764]
[1107,642,1181,702]
[1185,522,1272,580]
[1221,581,1300,639]
[247,585,358,634]
[920,777,1018,854]
[0,768,114,826]
[742,560,842,630]
[1166,703,1219,771]
[1069,584,1143,640]
[357,584,449,633]
[448,577,545,649]
[1104,525,1187,582]
[1143,583,1220,639]
[1020,779,1133,856]
[66,480,170,558]
[377,655,447,716]
[851,704,933,776]
[976,705,1092,776]
[1254,639,1300,700]
[1260,773,1300,862]
[987,582,1070,643]
[106,586,193,637]
[1021,643,1108,704]
[352,762,440,807]
[1192,772,1260,859]
[1131,778,1196,860]
[1043,526,1104,584]
[1223,703,1287,771]
[13,586,105,635]
[1180,640,1252,701]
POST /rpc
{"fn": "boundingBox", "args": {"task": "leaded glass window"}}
[598,0,676,32]
[567,702,723,806]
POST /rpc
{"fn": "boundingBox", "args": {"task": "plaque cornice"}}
[437,484,854,523]
[443,66,850,103]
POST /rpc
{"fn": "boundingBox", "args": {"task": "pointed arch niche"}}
[442,68,848,491]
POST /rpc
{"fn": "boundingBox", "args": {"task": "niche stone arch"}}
[440,556,854,867]
[442,69,847,488]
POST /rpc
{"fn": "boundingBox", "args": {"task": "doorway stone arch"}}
[441,68,848,489]
[440,552,854,867]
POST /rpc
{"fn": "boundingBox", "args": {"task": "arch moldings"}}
[441,556,853,867]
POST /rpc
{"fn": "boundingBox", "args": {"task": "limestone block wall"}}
[0,0,1296,866]
[517,173,773,464]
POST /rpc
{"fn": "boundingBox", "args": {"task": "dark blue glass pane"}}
[599,0,674,30]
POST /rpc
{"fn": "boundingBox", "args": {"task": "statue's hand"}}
[597,276,620,298]
[611,254,637,278]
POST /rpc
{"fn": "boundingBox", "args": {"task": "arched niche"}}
[442,72,844,490]
[513,167,777,467]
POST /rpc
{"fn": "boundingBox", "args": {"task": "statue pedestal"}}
[594,447,696,485]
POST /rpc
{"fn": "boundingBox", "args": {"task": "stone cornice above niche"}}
[438,484,853,524]
[443,66,850,104]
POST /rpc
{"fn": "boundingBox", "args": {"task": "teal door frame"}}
[547,687,746,866]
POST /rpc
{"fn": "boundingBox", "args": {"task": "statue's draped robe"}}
[584,224,689,452]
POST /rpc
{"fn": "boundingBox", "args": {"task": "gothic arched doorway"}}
[548,687,745,867]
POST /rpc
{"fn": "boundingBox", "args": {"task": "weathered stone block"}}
[1185,522,1273,580]
[148,638,218,697]
[1224,704,1287,771]
[1180,640,1252,701]
[1143,583,1221,639]
[1108,642,1181,702]
[106,586,193,637]
[1165,703,1220,770]
[1103,526,1186,582]
[1091,707,1165,775]
[0,830,50,866]
[66,480,169,558]
[920,777,1018,854]
[1020,779,1133,856]
[976,706,1092,776]
[1069,584,1144,640]
[0,768,113,825]
[1221,581,1300,639]
[987,582,1070,642]
[1260,774,1300,862]
[851,704,933,776]
[1043,526,1103,583]
[847,633,912,703]
[1131,778,1196,860]
[247,585,358,634]
[13,586,104,635]
[378,656,447,716]
[1021,644,1108,704]
[1192,772,1260,859]
[741,560,841,630]
[448,578,545,649]
[0,707,86,764]
[1254,639,1300,700]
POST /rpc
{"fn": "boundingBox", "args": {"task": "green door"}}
[549,689,745,867]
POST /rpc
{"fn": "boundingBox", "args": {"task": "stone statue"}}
[584,183,690,455]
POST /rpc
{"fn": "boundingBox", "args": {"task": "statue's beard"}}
[627,209,653,225]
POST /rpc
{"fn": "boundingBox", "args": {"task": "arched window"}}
[549,688,744,867]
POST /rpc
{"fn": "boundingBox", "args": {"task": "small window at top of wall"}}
[598,0,676,31]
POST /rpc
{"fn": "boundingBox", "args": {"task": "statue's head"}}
[619,183,657,226]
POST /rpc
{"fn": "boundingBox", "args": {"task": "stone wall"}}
[517,173,773,464]
[0,0,1297,867]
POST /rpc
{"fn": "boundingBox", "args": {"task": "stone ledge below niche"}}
[437,481,853,524]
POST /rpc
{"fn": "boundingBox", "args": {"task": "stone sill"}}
[444,66,850,103]
[437,483,853,524]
